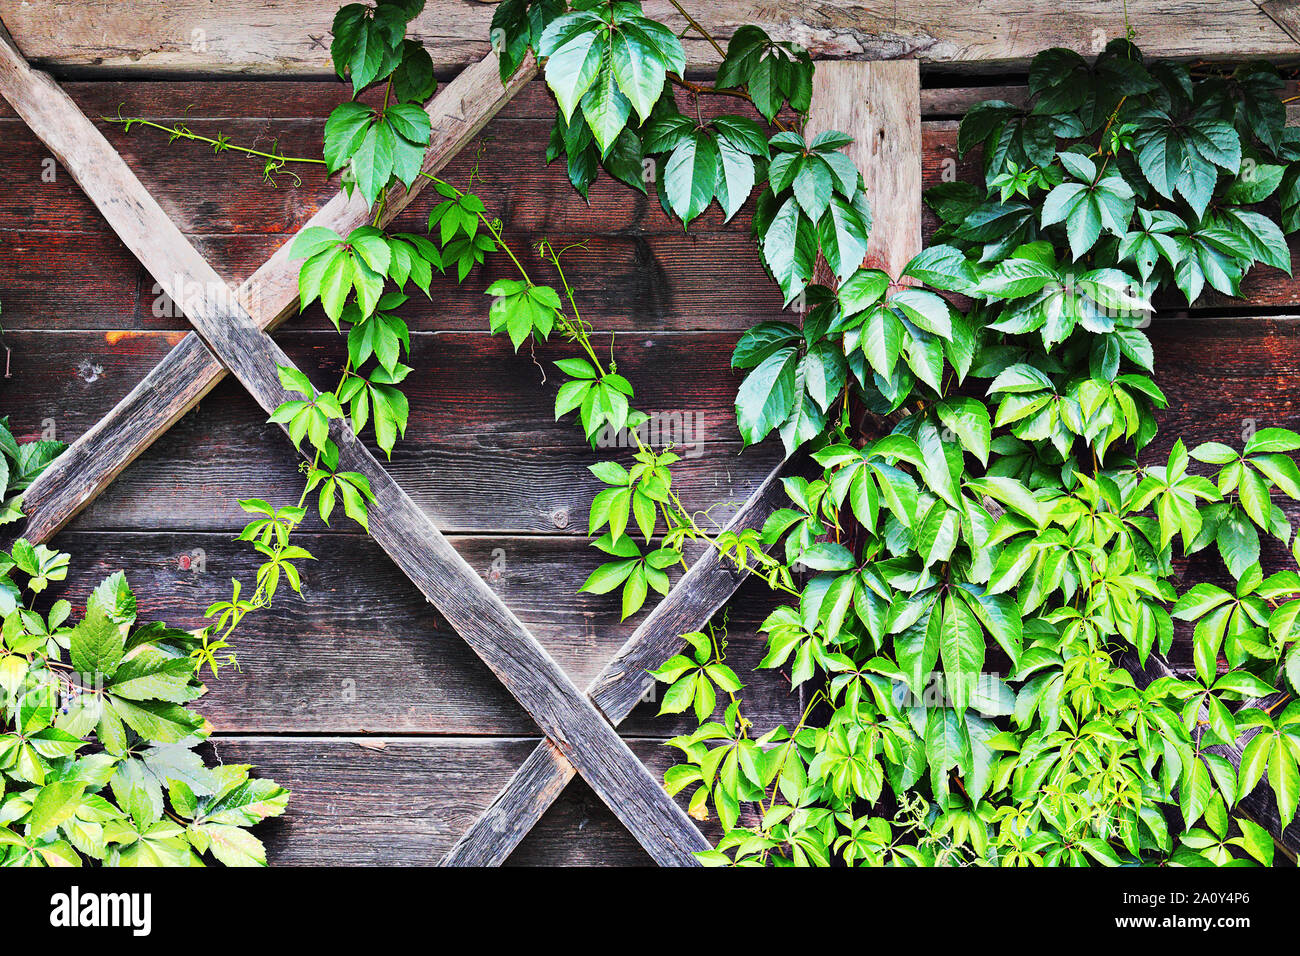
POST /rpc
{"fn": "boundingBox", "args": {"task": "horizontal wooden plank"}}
[6,315,1299,538]
[44,530,796,736]
[0,229,788,334]
[204,735,740,866]
[1,1,1295,76]
[0,328,782,534]
[2,81,1299,335]
[0,328,746,450]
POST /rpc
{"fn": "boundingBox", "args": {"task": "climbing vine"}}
[116,0,1300,866]
[484,9,1300,866]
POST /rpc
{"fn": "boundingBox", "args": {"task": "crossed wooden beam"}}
[11,19,1289,865]
[2,25,889,864]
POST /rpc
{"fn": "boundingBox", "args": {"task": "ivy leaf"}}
[937,397,992,466]
[938,595,984,714]
[663,130,720,225]
[579,51,632,156]
[351,118,396,208]
[610,27,666,123]
[735,347,799,446]
[539,12,605,122]
[760,197,818,304]
[69,605,124,680]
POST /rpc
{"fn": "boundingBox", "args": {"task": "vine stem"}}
[667,0,727,60]
[415,160,802,598]
[105,114,324,182]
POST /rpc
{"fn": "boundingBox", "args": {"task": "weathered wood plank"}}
[4,328,752,450]
[3,79,1300,334]
[5,313,1300,535]
[0,36,710,866]
[441,459,795,865]
[8,50,535,544]
[807,60,921,280]
[1261,0,1300,45]
[0,229,789,334]
[204,736,741,866]
[47,530,796,736]
[0,1,1295,76]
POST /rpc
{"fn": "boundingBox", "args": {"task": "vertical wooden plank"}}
[806,61,921,280]
[445,60,927,866]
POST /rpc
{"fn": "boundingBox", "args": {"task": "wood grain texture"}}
[1261,0,1300,44]
[0,328,783,535]
[0,35,709,866]
[46,530,797,737]
[206,736,745,866]
[806,61,921,280]
[2,80,1300,338]
[442,459,796,865]
[8,315,1300,538]
[7,49,534,544]
[0,1,1295,76]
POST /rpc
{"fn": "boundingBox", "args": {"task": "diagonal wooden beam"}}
[442,458,796,865]
[0,29,710,865]
[8,33,535,545]
[1260,0,1300,44]
[445,59,923,865]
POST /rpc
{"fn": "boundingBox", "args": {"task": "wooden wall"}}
[0,1,1296,74]
[2,70,1300,864]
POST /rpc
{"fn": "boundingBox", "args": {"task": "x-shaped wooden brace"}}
[0,21,921,865]
[0,26,718,866]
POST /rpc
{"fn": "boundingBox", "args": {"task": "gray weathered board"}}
[0,1,1296,75]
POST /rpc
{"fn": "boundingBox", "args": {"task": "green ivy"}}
[0,546,288,866]
[500,13,1300,866]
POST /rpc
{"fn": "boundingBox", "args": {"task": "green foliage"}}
[948,42,1296,303]
[331,0,431,96]
[537,3,683,156]
[0,417,62,529]
[0,545,287,866]
[159,2,1300,868]
[493,23,1300,866]
[664,42,1300,867]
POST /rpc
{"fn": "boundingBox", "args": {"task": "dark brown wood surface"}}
[0,41,714,864]
[2,75,1300,864]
